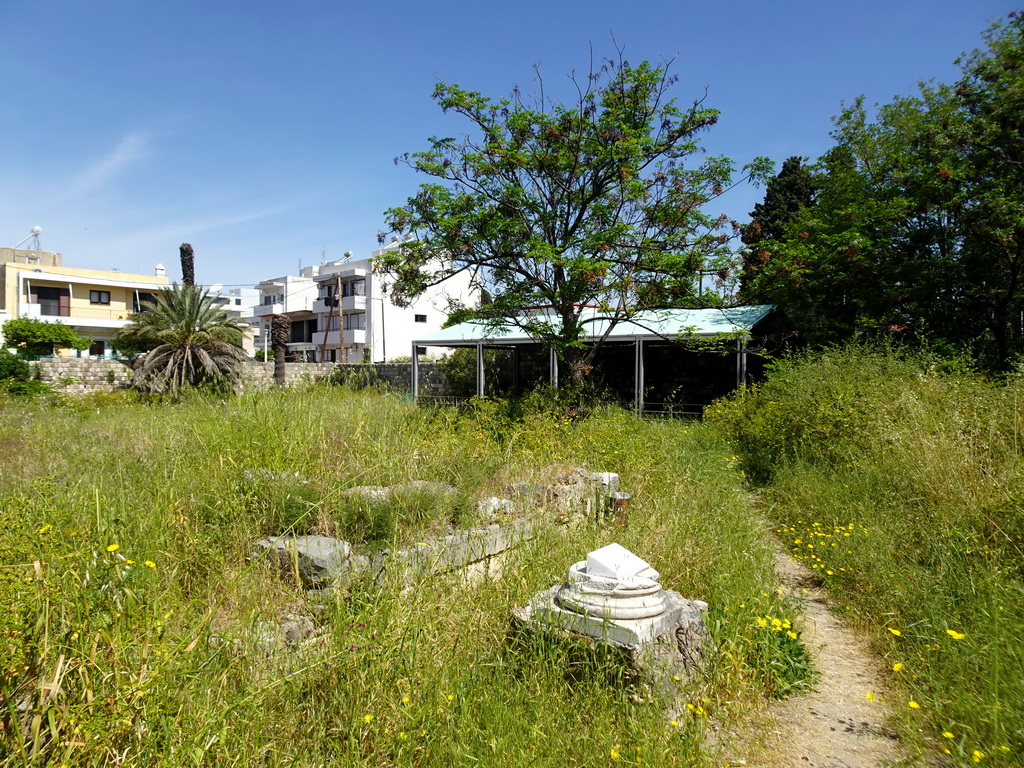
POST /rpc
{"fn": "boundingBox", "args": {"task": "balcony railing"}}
[313,294,366,314]
[254,303,284,317]
[311,329,366,347]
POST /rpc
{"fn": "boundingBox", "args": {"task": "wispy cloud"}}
[56,132,150,202]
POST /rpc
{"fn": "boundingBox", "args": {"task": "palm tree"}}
[117,284,247,395]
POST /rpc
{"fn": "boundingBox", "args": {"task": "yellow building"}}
[0,248,170,356]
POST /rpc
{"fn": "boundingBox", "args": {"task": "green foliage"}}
[116,283,248,395]
[325,364,388,390]
[709,343,1024,762]
[706,342,935,483]
[2,317,91,355]
[743,14,1024,370]
[738,156,817,301]
[434,348,506,398]
[0,387,798,765]
[378,52,772,382]
[0,352,30,381]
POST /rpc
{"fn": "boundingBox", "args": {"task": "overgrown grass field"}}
[8,346,1020,767]
[709,344,1024,766]
[2,387,801,767]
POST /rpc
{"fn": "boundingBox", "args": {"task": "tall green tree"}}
[952,12,1024,367]
[377,52,771,384]
[116,283,247,395]
[743,13,1024,367]
[738,156,818,302]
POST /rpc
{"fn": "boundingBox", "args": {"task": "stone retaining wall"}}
[32,358,133,395]
[31,358,452,396]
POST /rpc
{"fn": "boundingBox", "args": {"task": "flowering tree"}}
[377,52,771,384]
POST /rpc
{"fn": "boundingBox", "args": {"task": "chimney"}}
[155,263,167,278]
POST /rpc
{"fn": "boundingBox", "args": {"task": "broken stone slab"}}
[209,613,318,656]
[242,468,310,485]
[399,480,458,497]
[390,518,535,577]
[340,481,459,505]
[477,496,515,522]
[340,485,393,503]
[253,535,353,587]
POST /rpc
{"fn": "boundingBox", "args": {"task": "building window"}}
[234,298,242,306]
[90,290,111,305]
[134,292,156,313]
[344,312,366,330]
[414,314,427,323]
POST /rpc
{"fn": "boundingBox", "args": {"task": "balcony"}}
[311,328,366,347]
[254,303,284,317]
[313,294,366,314]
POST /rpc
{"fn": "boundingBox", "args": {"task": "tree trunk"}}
[271,315,291,386]
[179,243,195,286]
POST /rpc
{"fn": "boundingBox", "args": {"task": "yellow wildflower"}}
[887,627,902,636]
[363,714,373,724]
[942,732,955,739]
[611,746,620,759]
[972,750,985,762]
[892,663,903,672]
[144,560,156,568]
[946,629,966,640]
[908,701,920,709]
[106,544,119,553]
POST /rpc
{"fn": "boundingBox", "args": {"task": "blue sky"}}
[0,0,1015,288]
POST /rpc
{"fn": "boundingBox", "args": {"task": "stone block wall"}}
[31,358,454,397]
[33,358,133,395]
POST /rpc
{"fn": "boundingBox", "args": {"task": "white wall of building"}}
[253,243,479,364]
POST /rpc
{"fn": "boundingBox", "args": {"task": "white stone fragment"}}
[586,543,658,581]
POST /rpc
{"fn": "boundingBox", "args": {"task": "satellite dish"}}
[31,226,42,236]
[209,283,224,294]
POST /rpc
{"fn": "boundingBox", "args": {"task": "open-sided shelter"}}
[412,305,774,414]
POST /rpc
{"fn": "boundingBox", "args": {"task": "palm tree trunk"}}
[179,243,195,286]
[271,315,291,386]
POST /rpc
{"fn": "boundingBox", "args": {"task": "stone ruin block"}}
[512,543,709,687]
[253,535,353,587]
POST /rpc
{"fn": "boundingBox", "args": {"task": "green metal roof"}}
[414,305,774,346]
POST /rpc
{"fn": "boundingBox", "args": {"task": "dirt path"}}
[759,550,908,768]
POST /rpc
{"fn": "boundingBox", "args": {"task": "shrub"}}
[0,353,30,382]
[2,317,91,356]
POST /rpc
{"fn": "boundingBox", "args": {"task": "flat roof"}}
[414,305,773,346]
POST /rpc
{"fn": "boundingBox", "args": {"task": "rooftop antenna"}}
[13,226,42,250]
[320,246,327,266]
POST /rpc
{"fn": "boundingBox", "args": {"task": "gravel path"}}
[760,551,908,768]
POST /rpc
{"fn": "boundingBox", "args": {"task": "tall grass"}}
[708,343,1024,765]
[2,386,800,766]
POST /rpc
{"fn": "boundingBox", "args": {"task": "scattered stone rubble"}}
[237,468,631,657]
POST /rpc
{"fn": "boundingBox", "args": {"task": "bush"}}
[2,317,91,356]
[0,353,30,382]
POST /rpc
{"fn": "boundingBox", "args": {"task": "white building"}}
[253,242,477,363]
[211,286,260,355]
